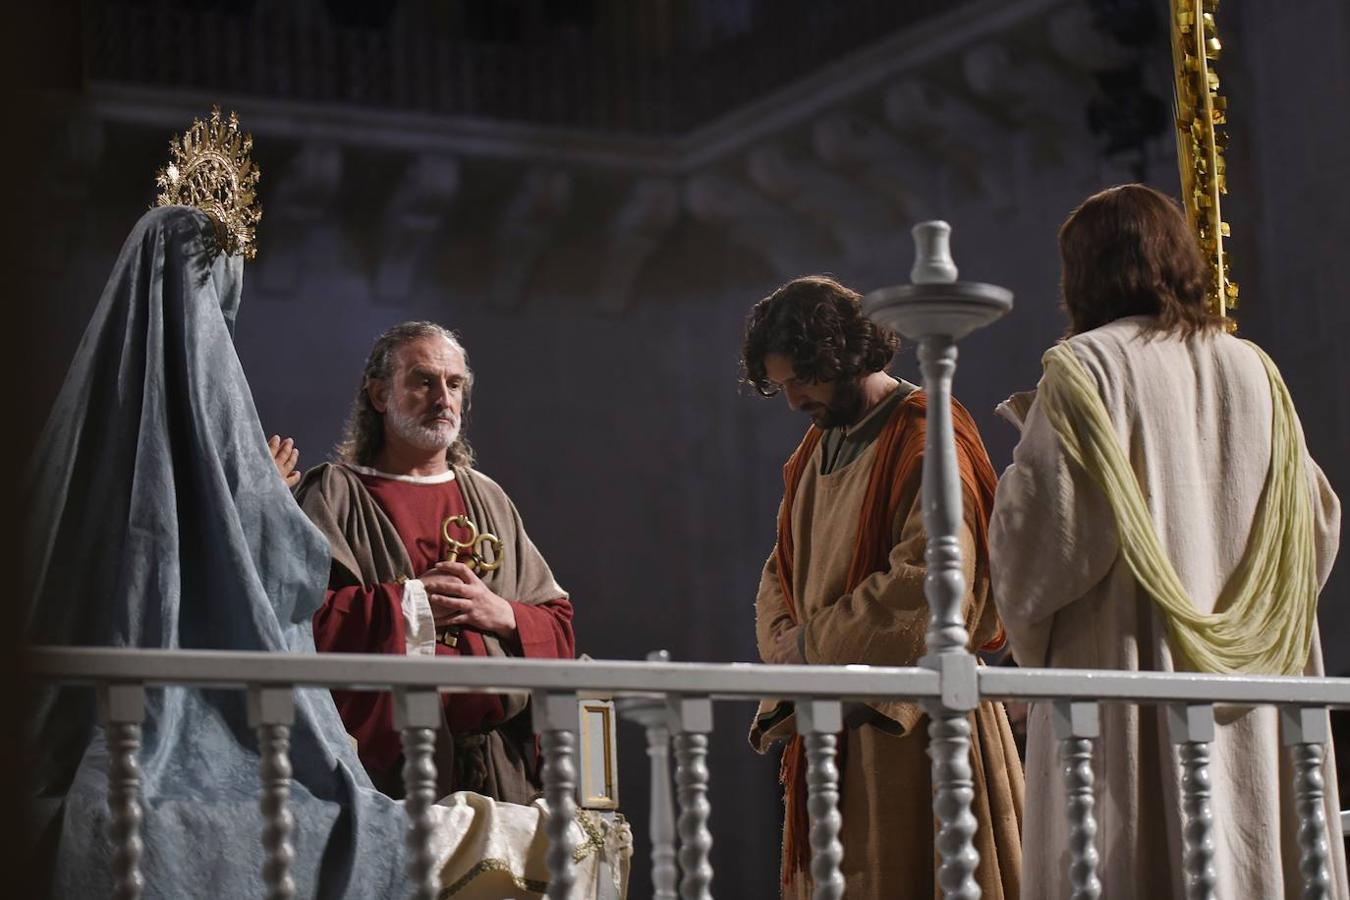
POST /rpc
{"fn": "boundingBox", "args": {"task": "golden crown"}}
[155,106,261,259]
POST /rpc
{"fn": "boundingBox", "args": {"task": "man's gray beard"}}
[386,406,460,452]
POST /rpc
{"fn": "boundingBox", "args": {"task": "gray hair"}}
[334,321,476,468]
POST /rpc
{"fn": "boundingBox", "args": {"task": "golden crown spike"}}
[154,106,261,259]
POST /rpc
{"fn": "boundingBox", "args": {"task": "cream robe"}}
[989,316,1345,899]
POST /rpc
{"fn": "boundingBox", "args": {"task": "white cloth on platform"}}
[989,316,1346,899]
[428,793,632,898]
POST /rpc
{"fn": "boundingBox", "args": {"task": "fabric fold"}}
[1038,340,1317,675]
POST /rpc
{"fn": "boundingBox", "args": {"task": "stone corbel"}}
[810,112,934,224]
[882,79,1003,201]
[594,177,679,315]
[488,168,573,313]
[682,171,836,279]
[961,42,1091,142]
[257,142,343,294]
[1045,5,1135,73]
[374,154,460,304]
[745,143,900,262]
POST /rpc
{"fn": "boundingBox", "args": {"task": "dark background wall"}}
[15,1,1350,897]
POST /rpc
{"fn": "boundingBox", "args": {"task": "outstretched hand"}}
[268,434,301,488]
[419,560,518,638]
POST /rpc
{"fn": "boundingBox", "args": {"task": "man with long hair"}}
[742,276,1023,899]
[989,184,1345,895]
[295,321,575,803]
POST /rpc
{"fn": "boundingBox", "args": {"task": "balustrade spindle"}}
[100,683,147,900]
[797,699,845,900]
[928,705,981,899]
[615,651,679,900]
[864,221,1013,900]
[919,334,983,900]
[1053,701,1101,900]
[396,689,442,900]
[668,696,714,900]
[648,721,680,900]
[248,687,297,900]
[1282,706,1333,900]
[1169,703,1217,900]
[534,691,582,900]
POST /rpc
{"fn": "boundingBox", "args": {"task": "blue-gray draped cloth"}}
[23,206,413,898]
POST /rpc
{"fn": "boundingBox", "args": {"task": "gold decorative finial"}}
[155,106,261,259]
[1170,0,1238,329]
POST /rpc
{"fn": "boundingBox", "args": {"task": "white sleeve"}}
[401,579,437,657]
[989,389,1118,667]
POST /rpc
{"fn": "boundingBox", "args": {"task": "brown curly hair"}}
[335,321,476,469]
[1059,184,1226,339]
[741,275,899,397]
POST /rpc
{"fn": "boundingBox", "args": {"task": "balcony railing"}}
[25,646,1350,899]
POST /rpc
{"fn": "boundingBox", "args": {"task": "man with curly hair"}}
[295,321,575,803]
[742,276,1023,899]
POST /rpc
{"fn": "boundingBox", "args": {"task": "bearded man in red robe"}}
[297,321,574,802]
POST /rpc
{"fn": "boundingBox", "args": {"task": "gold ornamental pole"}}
[1170,0,1238,327]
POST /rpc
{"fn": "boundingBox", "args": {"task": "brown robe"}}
[296,462,571,803]
[751,383,1024,898]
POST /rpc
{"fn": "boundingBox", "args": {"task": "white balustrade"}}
[668,696,714,900]
[248,686,297,900]
[615,650,679,900]
[796,699,845,900]
[99,682,147,900]
[535,690,582,900]
[395,688,442,900]
[1169,703,1218,900]
[1053,701,1101,900]
[27,649,1350,900]
[1282,706,1333,900]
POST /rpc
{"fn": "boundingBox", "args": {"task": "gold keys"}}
[436,515,504,649]
[441,515,504,575]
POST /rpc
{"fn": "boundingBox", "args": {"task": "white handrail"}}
[26,646,1350,707]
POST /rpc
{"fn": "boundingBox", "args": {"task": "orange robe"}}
[751,386,1024,899]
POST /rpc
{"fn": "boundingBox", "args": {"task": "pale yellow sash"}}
[1037,341,1316,675]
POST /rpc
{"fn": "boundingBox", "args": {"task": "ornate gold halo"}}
[154,106,261,259]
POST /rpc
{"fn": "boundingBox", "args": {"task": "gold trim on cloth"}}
[438,859,548,898]
[435,809,616,898]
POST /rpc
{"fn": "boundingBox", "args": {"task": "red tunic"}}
[311,472,575,775]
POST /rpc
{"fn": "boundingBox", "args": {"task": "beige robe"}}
[752,396,1024,899]
[989,316,1346,899]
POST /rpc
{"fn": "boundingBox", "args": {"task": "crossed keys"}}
[441,514,503,574]
[435,515,504,649]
